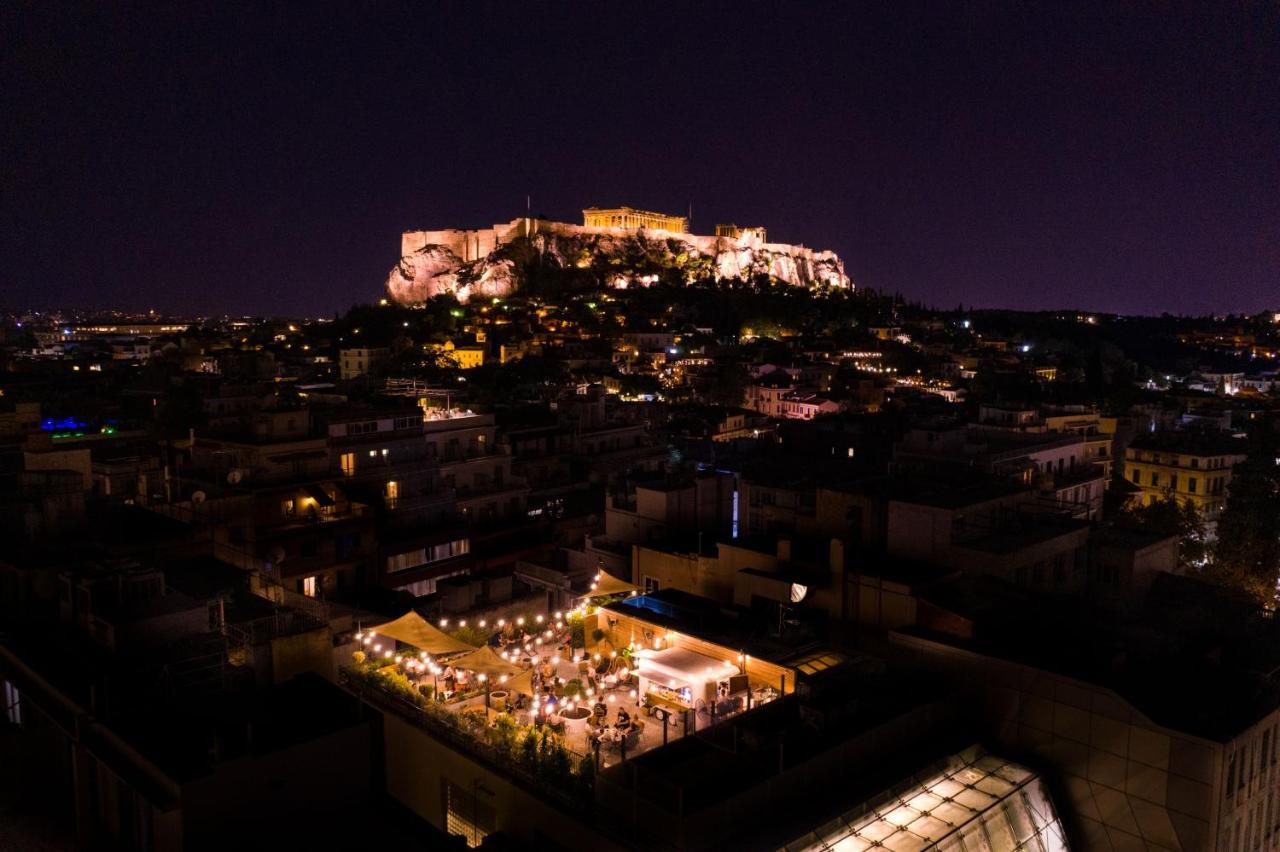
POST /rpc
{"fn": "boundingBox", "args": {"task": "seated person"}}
[593,700,607,719]
[615,707,631,728]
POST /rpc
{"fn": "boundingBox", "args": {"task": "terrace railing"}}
[338,665,591,813]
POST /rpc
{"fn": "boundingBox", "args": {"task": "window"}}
[1150,471,1159,487]
[1191,457,1200,469]
[2,680,20,725]
[444,780,494,848]
[302,575,318,597]
[340,452,356,476]
[643,576,660,594]
[282,498,296,518]
[385,480,399,506]
[386,538,470,573]
[1170,474,1178,491]
[1132,468,1140,483]
[1189,477,1198,493]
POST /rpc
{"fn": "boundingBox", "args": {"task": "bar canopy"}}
[635,647,740,685]
[373,611,476,656]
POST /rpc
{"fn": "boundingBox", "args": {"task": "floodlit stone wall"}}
[391,216,851,304]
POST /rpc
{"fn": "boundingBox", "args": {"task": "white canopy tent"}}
[635,647,740,689]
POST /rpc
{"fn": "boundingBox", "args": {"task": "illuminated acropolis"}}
[389,205,852,303]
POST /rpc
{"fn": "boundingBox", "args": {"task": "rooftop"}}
[902,573,1280,741]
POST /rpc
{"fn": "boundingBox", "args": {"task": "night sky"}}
[4,3,1278,317]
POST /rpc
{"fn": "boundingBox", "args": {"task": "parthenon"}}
[582,206,688,232]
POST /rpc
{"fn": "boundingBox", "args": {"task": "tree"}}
[1117,495,1208,570]
[706,362,748,408]
[1212,422,1280,605]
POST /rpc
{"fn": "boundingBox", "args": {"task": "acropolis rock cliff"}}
[386,212,851,304]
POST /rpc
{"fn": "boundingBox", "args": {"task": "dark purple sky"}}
[4,3,1278,317]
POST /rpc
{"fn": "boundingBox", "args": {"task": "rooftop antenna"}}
[526,194,531,217]
[687,201,693,231]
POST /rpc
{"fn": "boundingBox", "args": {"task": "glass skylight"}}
[781,747,1068,852]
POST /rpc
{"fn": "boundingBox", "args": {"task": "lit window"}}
[2,680,20,725]
[282,499,296,518]
[386,480,399,505]
[445,780,494,847]
[302,576,318,597]
[340,452,356,476]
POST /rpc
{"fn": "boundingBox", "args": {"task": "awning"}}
[373,611,476,656]
[448,645,523,679]
[580,569,639,599]
[502,667,536,696]
[304,484,335,507]
[636,647,740,686]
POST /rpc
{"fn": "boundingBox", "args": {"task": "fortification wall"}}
[393,217,850,303]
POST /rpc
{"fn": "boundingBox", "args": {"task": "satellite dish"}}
[789,583,808,604]
[227,470,243,485]
[191,490,207,504]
